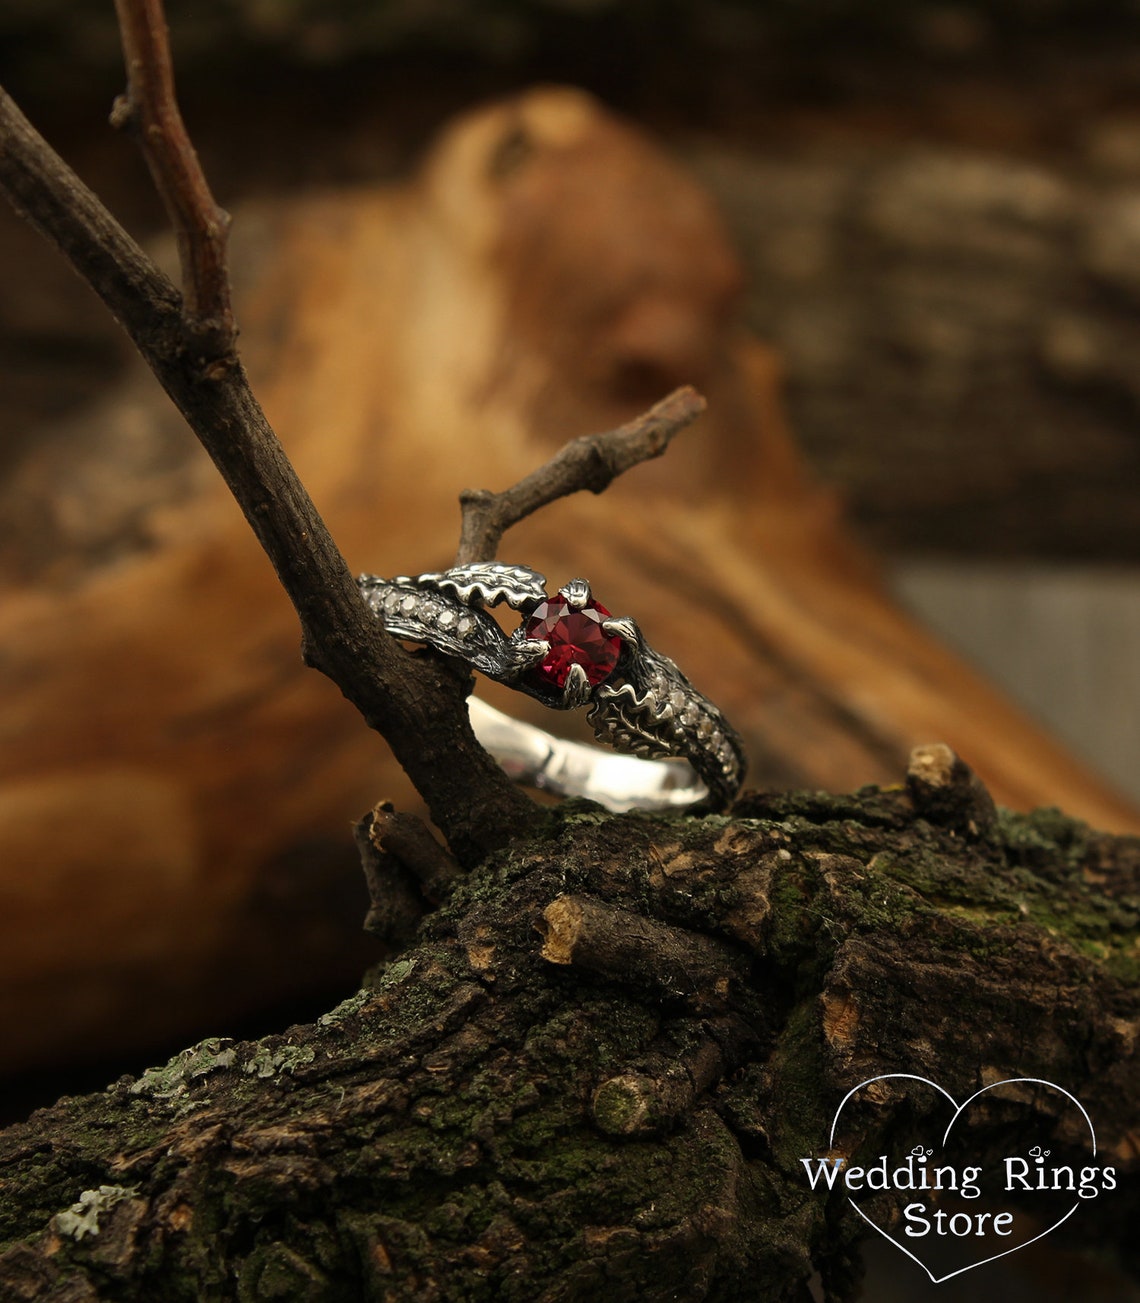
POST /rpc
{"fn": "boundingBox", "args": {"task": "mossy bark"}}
[0,788,1137,1302]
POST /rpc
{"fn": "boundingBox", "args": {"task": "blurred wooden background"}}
[2,3,1139,1132]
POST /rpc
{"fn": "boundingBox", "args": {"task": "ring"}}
[358,562,746,811]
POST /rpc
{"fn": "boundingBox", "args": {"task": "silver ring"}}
[358,562,746,811]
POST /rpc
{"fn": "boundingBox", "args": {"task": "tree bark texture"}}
[0,784,1136,1301]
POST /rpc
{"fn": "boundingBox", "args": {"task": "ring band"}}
[358,562,746,811]
[464,697,712,812]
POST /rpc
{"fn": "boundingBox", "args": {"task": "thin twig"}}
[538,894,747,1011]
[455,386,707,564]
[111,0,235,356]
[368,802,461,903]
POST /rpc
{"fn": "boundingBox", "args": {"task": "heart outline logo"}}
[829,1073,1097,1284]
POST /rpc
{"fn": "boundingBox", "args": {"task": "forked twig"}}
[0,41,534,863]
[0,3,709,862]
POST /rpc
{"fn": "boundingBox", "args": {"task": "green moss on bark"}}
[1,793,1137,1300]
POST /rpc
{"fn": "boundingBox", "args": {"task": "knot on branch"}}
[356,802,461,945]
[108,93,135,133]
[907,742,998,837]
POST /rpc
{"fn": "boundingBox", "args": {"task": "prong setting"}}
[561,662,592,709]
[558,578,592,611]
[601,616,638,644]
[509,638,551,672]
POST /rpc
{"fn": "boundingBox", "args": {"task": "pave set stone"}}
[371,584,475,639]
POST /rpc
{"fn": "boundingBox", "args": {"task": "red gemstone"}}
[525,595,620,689]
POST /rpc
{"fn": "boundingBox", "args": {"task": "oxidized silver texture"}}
[358,561,746,810]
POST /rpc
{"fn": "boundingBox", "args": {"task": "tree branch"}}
[2,794,1137,1297]
[455,386,706,565]
[110,0,234,355]
[539,894,748,1012]
[0,81,535,864]
[0,9,712,867]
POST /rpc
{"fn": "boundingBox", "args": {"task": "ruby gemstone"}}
[525,595,621,690]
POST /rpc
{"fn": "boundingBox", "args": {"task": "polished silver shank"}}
[358,561,745,810]
[467,698,709,812]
